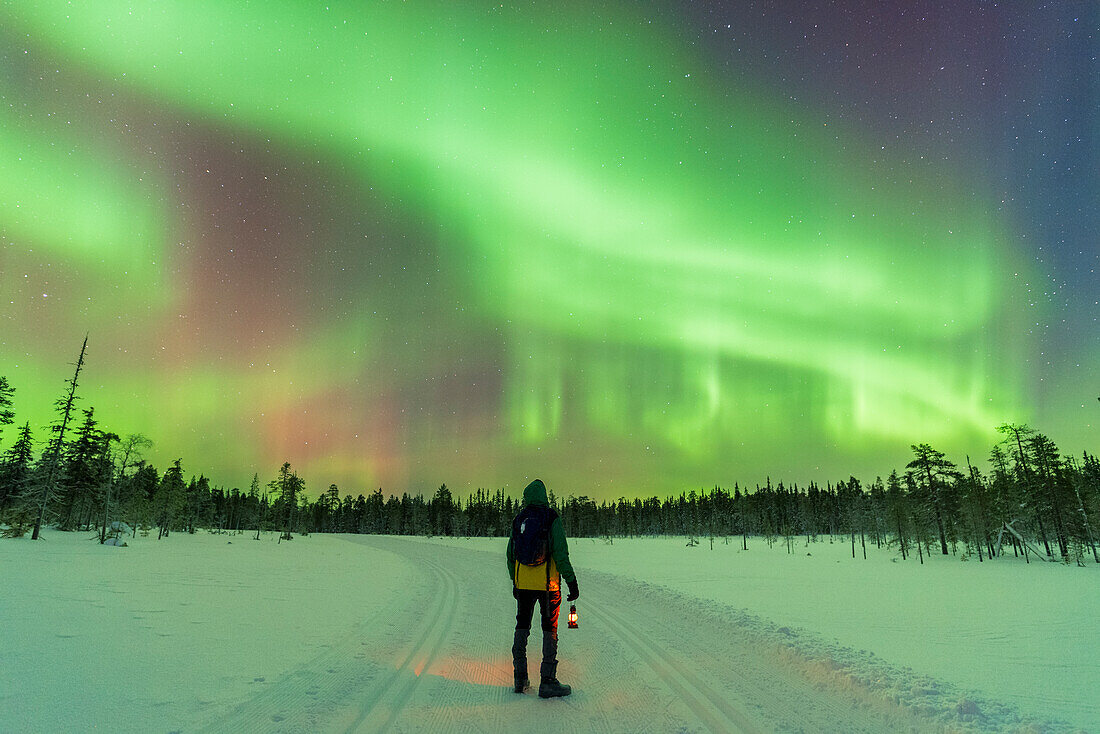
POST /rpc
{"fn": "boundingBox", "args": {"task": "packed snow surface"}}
[1,531,1095,733]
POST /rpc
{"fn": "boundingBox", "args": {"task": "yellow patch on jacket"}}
[514,557,560,591]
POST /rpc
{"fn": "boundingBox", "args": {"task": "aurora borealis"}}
[1,2,1095,498]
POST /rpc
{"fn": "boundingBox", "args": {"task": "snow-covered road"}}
[202,536,932,733]
[5,532,1085,732]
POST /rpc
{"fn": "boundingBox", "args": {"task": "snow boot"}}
[537,634,566,697]
[538,677,572,698]
[512,629,530,693]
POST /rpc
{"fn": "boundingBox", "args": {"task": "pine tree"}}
[58,407,102,531]
[121,462,158,537]
[0,376,15,448]
[885,471,909,559]
[321,484,340,532]
[271,462,304,541]
[1073,453,1100,563]
[907,444,960,555]
[997,423,1052,557]
[182,475,212,533]
[1027,433,1071,560]
[155,460,187,539]
[867,477,887,549]
[841,476,863,558]
[0,422,34,518]
[367,489,384,533]
[87,430,118,537]
[987,444,1021,555]
[431,483,455,536]
[248,473,263,539]
[961,456,993,561]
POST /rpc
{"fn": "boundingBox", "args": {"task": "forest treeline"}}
[1,349,1098,565]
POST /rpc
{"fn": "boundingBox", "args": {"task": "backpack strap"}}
[543,507,557,592]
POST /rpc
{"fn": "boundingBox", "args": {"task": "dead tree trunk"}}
[31,337,87,540]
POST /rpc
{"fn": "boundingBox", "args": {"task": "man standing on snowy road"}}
[506,478,579,698]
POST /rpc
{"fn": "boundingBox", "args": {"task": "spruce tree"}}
[88,430,118,537]
[248,473,262,538]
[58,407,102,531]
[997,423,1053,557]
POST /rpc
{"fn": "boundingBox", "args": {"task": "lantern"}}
[567,603,578,629]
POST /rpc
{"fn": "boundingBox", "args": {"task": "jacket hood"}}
[523,479,549,507]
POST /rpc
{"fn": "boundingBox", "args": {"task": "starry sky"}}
[0,2,1095,499]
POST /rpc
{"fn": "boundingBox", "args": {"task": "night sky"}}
[1,2,1095,499]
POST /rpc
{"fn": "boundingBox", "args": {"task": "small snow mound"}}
[104,538,128,547]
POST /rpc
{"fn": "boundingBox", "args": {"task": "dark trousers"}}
[512,588,560,682]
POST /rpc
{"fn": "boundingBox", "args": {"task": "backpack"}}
[512,506,556,566]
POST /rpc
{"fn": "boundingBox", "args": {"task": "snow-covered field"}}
[1,531,1095,733]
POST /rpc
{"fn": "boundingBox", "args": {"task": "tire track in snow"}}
[405,539,680,734]
[586,569,923,733]
[356,538,931,733]
[343,556,459,733]
[415,601,513,734]
[586,601,762,734]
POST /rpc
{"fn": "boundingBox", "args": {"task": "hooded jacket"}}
[506,479,576,592]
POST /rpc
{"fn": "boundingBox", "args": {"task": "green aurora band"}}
[0,2,1043,496]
